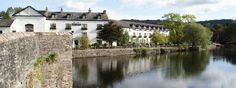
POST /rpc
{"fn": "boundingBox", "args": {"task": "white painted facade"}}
[0,6,109,47]
[0,6,169,46]
[116,21,170,45]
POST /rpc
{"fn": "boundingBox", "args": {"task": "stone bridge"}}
[0,33,72,88]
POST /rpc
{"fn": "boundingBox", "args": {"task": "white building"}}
[0,6,109,47]
[113,20,169,45]
[0,6,169,47]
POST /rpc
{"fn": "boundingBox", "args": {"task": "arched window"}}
[25,24,34,32]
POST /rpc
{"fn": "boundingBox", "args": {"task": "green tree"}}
[98,21,123,46]
[162,13,196,44]
[120,31,130,47]
[79,34,90,49]
[151,32,168,46]
[0,7,22,20]
[224,21,236,46]
[183,23,212,48]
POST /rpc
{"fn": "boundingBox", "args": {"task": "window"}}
[0,30,2,34]
[82,32,87,36]
[96,24,103,30]
[52,14,56,18]
[25,24,34,32]
[81,24,87,30]
[65,24,71,30]
[50,23,56,30]
[132,32,136,38]
[139,33,142,38]
[97,15,101,19]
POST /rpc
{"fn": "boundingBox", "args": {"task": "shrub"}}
[133,48,148,56]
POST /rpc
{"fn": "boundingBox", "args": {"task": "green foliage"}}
[183,23,212,48]
[46,53,59,64]
[33,53,59,67]
[169,29,184,44]
[151,32,168,46]
[120,31,130,46]
[0,7,22,20]
[133,48,148,56]
[98,21,123,46]
[78,35,90,49]
[224,21,236,46]
[34,56,46,67]
[161,13,196,44]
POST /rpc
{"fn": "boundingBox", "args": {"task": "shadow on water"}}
[73,50,236,88]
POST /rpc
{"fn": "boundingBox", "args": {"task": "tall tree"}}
[79,34,90,49]
[162,13,196,44]
[98,21,123,46]
[183,23,212,48]
[120,31,130,47]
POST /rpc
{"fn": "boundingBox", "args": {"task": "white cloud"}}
[63,0,101,11]
[119,0,236,15]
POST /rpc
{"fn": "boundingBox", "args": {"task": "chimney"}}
[60,8,63,13]
[103,10,106,14]
[44,7,48,16]
[88,8,91,13]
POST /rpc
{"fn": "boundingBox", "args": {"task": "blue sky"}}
[1,0,236,21]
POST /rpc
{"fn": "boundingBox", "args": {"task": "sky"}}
[1,0,236,21]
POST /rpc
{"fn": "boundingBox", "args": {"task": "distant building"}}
[113,20,169,45]
[0,6,109,47]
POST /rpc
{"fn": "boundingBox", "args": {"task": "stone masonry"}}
[0,32,72,88]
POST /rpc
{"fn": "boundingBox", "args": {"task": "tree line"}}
[0,7,22,20]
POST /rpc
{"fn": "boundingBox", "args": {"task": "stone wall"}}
[73,48,161,58]
[73,47,180,58]
[0,33,72,88]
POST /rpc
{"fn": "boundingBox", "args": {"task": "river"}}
[73,50,236,88]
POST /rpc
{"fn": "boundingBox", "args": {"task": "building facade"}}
[113,20,169,45]
[0,6,169,47]
[0,6,109,47]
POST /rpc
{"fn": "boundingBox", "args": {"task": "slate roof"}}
[112,20,166,28]
[0,19,14,27]
[13,6,108,21]
[39,10,109,21]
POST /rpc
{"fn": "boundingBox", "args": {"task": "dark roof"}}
[39,11,109,21]
[0,19,14,27]
[121,19,163,25]
[112,20,165,28]
[12,6,45,17]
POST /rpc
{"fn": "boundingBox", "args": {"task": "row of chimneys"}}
[45,7,106,14]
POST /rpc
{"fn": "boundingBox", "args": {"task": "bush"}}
[133,48,148,56]
[33,53,59,67]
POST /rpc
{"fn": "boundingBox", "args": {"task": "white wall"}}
[45,20,108,44]
[124,27,170,44]
[0,27,11,33]
[12,17,46,32]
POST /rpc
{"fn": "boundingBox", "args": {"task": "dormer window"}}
[82,15,86,19]
[97,15,101,19]
[67,14,71,19]
[51,14,56,18]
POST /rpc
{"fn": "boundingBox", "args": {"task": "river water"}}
[73,50,236,88]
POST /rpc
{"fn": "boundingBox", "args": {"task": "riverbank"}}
[73,47,179,58]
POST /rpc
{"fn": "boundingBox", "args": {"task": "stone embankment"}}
[73,47,179,58]
[0,33,72,88]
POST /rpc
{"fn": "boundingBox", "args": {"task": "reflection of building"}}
[113,20,169,44]
[0,6,109,47]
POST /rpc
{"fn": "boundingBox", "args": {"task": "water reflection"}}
[73,51,236,88]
